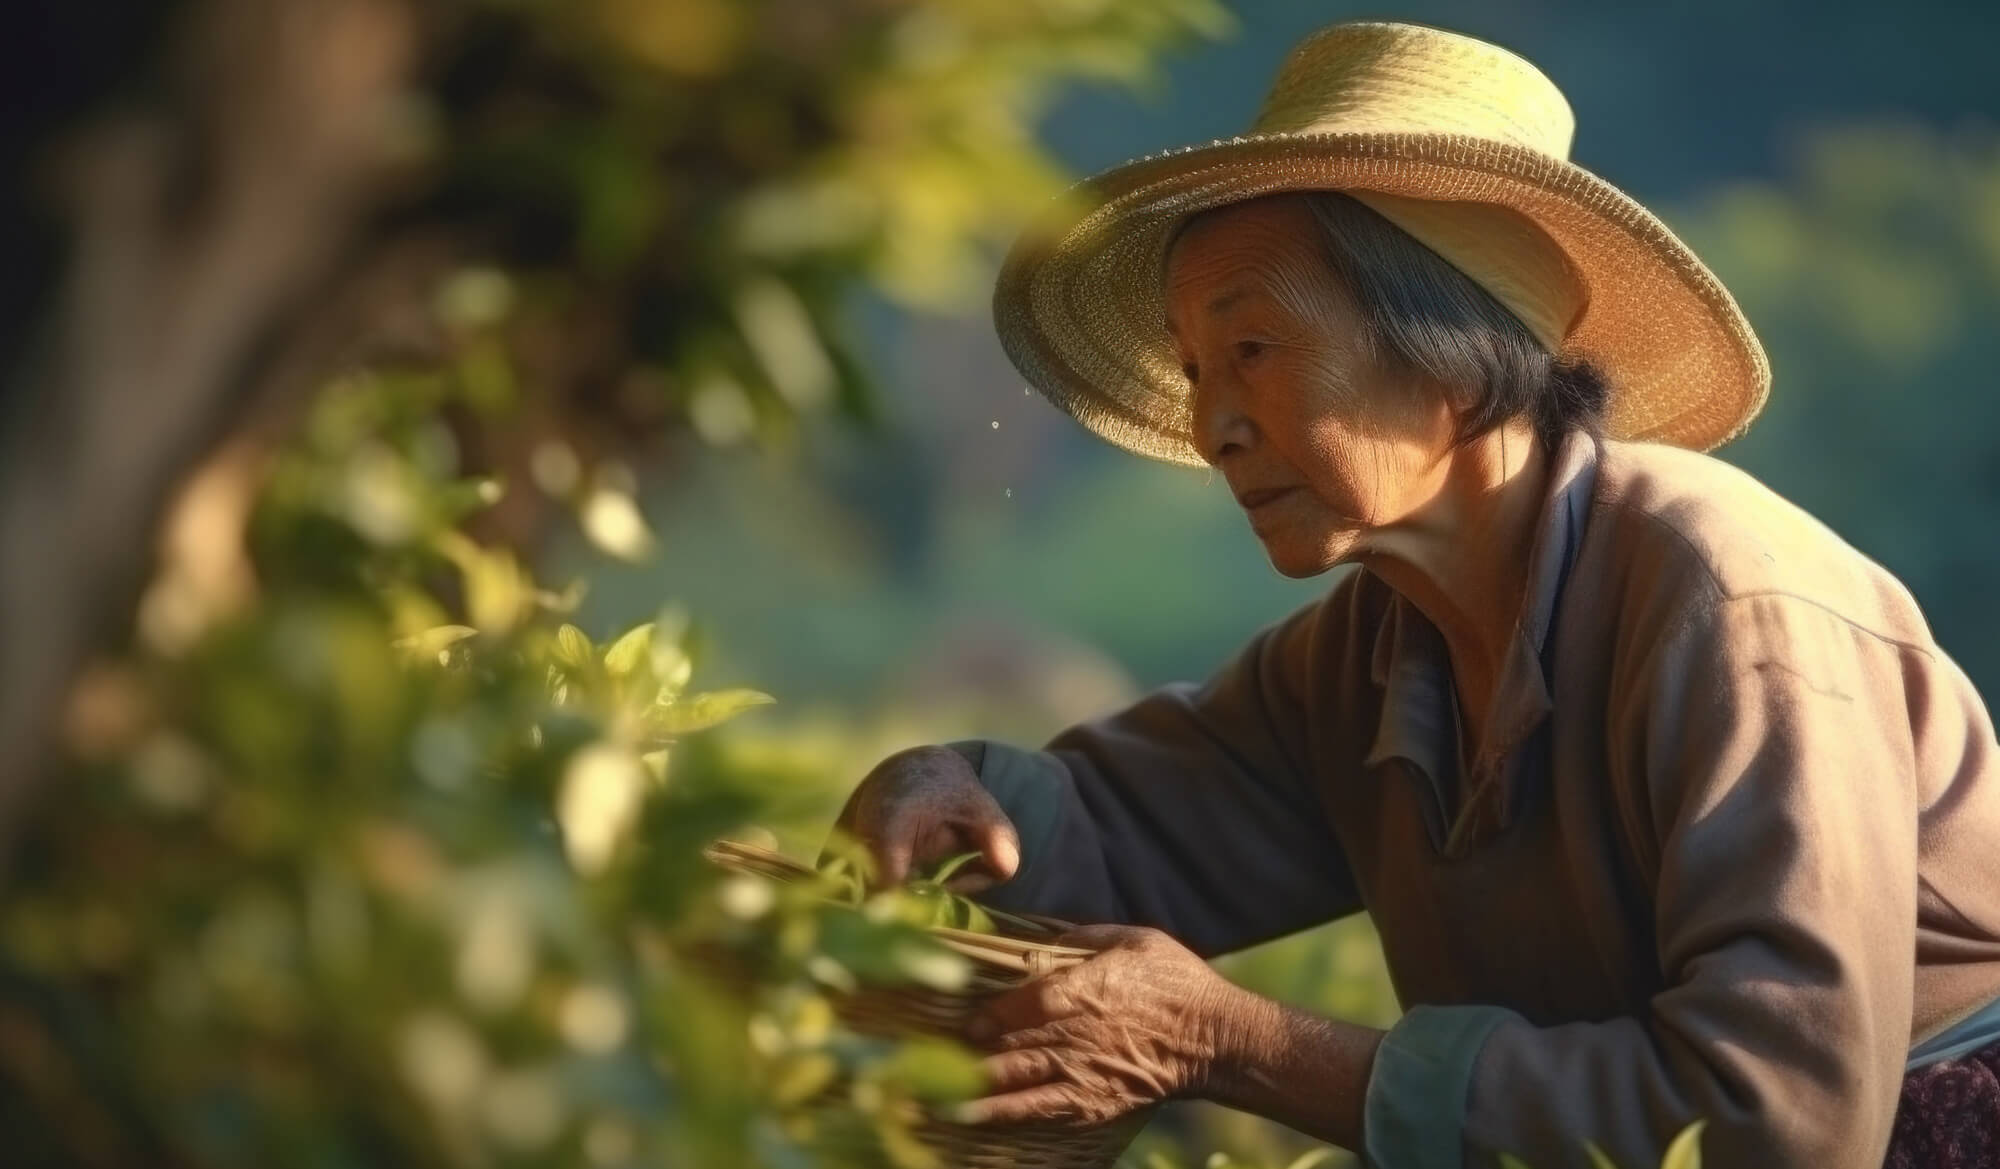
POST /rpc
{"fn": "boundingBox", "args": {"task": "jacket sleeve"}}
[1363,589,1922,1169]
[948,591,1364,958]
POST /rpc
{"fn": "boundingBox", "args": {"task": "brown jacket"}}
[951,427,2000,1169]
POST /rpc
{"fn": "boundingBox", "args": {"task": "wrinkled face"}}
[1164,196,1457,578]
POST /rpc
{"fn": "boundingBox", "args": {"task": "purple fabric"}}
[1885,1038,2000,1168]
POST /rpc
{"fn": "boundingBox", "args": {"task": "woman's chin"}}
[1259,535,1344,579]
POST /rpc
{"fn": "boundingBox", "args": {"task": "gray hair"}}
[1169,190,1607,451]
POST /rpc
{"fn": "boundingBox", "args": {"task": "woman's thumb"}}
[979,820,1021,881]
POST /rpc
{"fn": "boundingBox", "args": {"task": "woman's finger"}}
[874,812,968,887]
[978,1045,1068,1094]
[984,1020,1072,1052]
[976,971,1077,1036]
[1055,922,1145,949]
[940,867,998,894]
[948,1082,1090,1127]
[969,806,1021,881]
[870,821,915,886]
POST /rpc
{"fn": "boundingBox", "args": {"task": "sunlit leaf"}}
[883,1036,983,1101]
[393,624,478,665]
[580,487,657,562]
[878,1112,941,1169]
[434,266,515,330]
[734,277,835,410]
[437,533,528,632]
[534,578,588,615]
[1659,1121,1706,1169]
[928,851,982,885]
[772,1051,839,1106]
[554,624,595,670]
[891,940,969,991]
[601,622,655,677]
[650,688,775,734]
[951,898,995,934]
[556,742,647,875]
[651,638,693,698]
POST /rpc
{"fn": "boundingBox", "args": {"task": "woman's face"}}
[1164,196,1457,578]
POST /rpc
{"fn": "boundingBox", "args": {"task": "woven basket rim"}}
[703,838,1099,973]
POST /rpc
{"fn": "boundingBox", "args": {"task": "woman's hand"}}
[829,745,1020,892]
[952,923,1258,1127]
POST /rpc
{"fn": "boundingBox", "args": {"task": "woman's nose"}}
[1191,373,1256,465]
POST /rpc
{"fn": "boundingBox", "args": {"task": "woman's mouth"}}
[1238,486,1297,511]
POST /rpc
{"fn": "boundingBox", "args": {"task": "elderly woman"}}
[831,21,2000,1169]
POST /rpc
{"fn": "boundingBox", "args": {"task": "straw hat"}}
[992,20,1771,466]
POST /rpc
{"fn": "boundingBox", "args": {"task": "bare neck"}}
[1351,419,1550,750]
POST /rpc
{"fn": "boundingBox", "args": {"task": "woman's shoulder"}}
[1587,438,1937,654]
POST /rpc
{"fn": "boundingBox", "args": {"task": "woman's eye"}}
[1234,340,1266,361]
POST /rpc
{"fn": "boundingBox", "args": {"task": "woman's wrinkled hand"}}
[828,745,1021,892]
[952,923,1256,1127]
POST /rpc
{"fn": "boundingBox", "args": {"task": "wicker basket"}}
[702,838,1157,1169]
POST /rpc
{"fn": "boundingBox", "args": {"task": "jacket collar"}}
[1361,427,1600,852]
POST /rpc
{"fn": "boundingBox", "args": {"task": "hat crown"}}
[1252,22,1575,159]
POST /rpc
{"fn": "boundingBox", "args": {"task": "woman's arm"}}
[954,581,1369,957]
[1203,987,1385,1151]
[962,584,1952,1168]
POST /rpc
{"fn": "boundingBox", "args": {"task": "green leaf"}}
[601,622,655,677]
[953,899,995,934]
[771,1052,839,1106]
[533,578,587,616]
[882,1036,984,1101]
[462,545,526,632]
[882,883,947,928]
[650,688,775,734]
[814,839,872,903]
[651,638,693,698]
[1584,1141,1623,1169]
[1659,1121,1705,1169]
[553,623,595,669]
[1499,1155,1538,1169]
[927,851,982,885]
[1282,1151,1336,1169]
[890,939,969,991]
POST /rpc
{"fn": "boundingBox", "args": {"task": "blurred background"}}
[2,1,1995,1167]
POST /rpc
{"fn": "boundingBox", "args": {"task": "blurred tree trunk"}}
[0,0,421,852]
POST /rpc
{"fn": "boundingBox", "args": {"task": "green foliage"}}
[1490,1121,1706,1169]
[1172,1146,1338,1169]
[1,1,1233,1165]
[0,3,1267,1165]
[815,847,999,934]
[2,363,1001,1169]
[1133,1119,1705,1169]
[363,0,1235,466]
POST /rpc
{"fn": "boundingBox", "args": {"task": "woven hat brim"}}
[993,131,1771,467]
